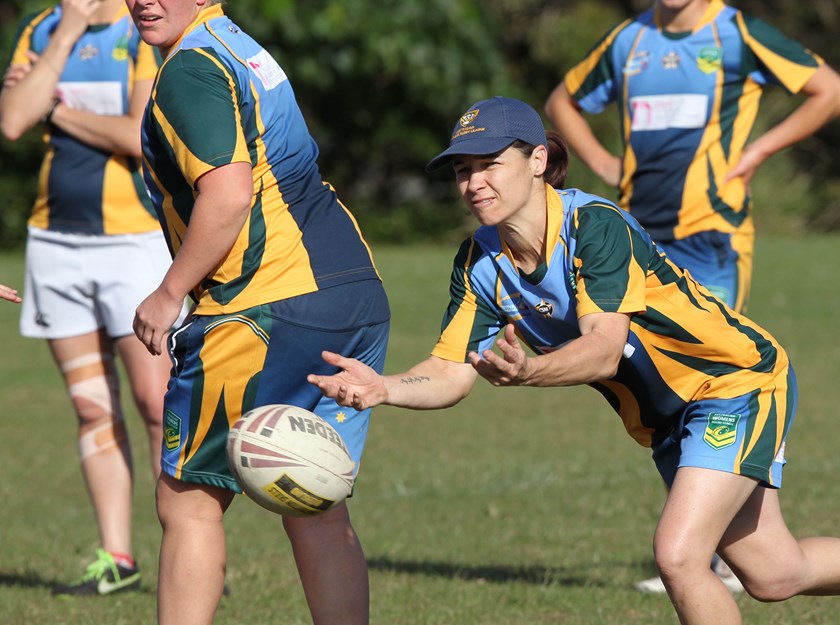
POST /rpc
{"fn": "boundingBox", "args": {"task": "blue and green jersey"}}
[563,0,822,241]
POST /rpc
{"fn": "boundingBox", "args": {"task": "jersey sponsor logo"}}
[697,46,723,74]
[622,50,651,75]
[246,49,288,91]
[629,94,708,131]
[662,51,680,69]
[703,412,741,449]
[499,293,530,318]
[34,312,50,327]
[56,81,123,115]
[78,44,98,61]
[164,409,182,451]
[535,299,554,317]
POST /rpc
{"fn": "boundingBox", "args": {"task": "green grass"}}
[1,235,839,624]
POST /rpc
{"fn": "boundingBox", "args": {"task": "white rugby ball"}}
[227,404,355,517]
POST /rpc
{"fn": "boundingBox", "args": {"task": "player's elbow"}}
[0,114,28,142]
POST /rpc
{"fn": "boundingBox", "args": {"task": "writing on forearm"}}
[399,376,431,385]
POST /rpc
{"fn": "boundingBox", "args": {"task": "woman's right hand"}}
[55,0,104,44]
[307,351,388,411]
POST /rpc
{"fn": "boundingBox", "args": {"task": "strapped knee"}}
[62,353,127,461]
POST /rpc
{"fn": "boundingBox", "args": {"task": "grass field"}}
[1,235,839,624]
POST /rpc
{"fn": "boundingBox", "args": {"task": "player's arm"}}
[726,63,840,186]
[470,313,629,388]
[134,162,253,355]
[48,78,153,157]
[309,353,479,411]
[0,0,96,140]
[544,81,621,187]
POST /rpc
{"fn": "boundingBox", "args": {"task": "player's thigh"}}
[657,466,757,561]
[160,309,272,491]
[257,312,389,467]
[114,332,171,418]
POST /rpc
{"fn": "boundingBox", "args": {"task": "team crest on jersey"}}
[662,51,680,69]
[622,50,650,75]
[78,44,98,61]
[535,299,554,317]
[112,36,129,61]
[164,409,182,451]
[697,46,722,74]
[703,412,740,449]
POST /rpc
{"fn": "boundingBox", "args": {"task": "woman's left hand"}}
[469,324,533,387]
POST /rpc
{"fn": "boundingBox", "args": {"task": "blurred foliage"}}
[1,0,840,249]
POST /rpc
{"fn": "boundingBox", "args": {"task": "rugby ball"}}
[226,404,356,517]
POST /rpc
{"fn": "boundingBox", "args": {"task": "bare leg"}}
[284,502,369,625]
[49,330,133,556]
[115,333,171,478]
[720,486,840,600]
[655,467,840,625]
[156,473,233,625]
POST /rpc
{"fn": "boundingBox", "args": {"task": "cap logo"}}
[459,109,479,127]
[452,108,486,141]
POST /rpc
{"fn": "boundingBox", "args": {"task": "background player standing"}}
[0,0,179,596]
[545,0,840,314]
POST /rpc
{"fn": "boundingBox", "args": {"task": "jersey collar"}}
[654,0,725,34]
[166,4,226,58]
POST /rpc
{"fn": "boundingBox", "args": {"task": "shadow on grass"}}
[0,571,55,591]
[367,556,603,587]
[0,571,156,596]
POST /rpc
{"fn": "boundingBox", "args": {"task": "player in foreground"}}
[0,0,177,595]
[544,0,840,593]
[309,96,840,625]
[127,1,389,624]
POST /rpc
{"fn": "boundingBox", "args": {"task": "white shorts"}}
[20,226,176,340]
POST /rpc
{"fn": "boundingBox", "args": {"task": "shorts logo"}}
[164,409,182,451]
[704,412,740,449]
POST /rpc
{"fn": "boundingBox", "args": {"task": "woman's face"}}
[125,0,208,54]
[656,0,709,15]
[452,145,546,228]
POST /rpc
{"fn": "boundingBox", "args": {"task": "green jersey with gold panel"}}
[141,6,380,314]
[562,0,822,241]
[432,185,789,447]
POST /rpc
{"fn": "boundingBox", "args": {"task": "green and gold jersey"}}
[141,6,380,313]
[432,185,788,447]
[9,5,160,234]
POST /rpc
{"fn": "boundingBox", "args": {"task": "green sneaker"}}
[53,549,141,596]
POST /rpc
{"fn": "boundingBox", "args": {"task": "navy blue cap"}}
[425,96,548,171]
